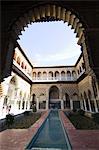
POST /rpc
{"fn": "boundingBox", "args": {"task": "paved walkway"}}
[60,111,99,150]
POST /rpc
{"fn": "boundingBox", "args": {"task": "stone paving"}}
[0,110,99,150]
[60,111,99,150]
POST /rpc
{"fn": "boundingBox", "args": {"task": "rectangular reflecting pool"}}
[26,110,71,150]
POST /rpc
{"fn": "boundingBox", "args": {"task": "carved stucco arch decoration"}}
[11,4,85,46]
[10,4,91,75]
[0,83,3,97]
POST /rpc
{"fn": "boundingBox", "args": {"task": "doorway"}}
[49,86,60,109]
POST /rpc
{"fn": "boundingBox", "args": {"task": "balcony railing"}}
[32,76,77,82]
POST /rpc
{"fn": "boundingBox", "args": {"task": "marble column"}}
[80,100,83,109]
[83,99,87,111]
[93,99,98,112]
[61,100,64,109]
[20,98,23,110]
[70,99,73,110]
[46,100,49,110]
[88,98,92,112]
[36,97,39,111]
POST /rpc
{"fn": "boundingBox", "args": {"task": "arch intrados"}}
[38,71,41,74]
[67,70,71,73]
[49,71,53,74]
[72,70,76,73]
[61,71,65,74]
[43,71,47,74]
[24,65,26,68]
[55,71,59,74]
[49,85,59,92]
[21,61,25,68]
[9,76,18,88]
[67,71,71,76]
[73,93,78,96]
[11,4,85,46]
[17,56,21,63]
[33,72,36,77]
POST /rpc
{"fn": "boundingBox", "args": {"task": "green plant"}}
[68,113,99,129]
[72,109,77,112]
[78,109,85,116]
[6,114,14,127]
[24,111,31,116]
[32,105,37,112]
[92,113,99,124]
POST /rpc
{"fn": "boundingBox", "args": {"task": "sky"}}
[17,21,81,67]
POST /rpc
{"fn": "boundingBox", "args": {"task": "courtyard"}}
[1,1,99,150]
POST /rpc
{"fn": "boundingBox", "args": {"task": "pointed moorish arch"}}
[4,4,92,80]
[49,85,61,109]
[12,5,85,45]
[49,86,59,100]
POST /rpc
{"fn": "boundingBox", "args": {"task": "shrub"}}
[72,109,77,112]
[78,109,85,116]
[32,105,37,112]
[6,114,14,127]
[92,113,99,124]
[24,111,31,116]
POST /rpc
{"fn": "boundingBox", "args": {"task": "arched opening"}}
[3,96,8,106]
[64,93,70,109]
[27,69,31,76]
[77,69,80,76]
[43,71,47,80]
[33,72,36,80]
[25,65,27,70]
[30,94,36,109]
[80,93,85,110]
[22,100,25,110]
[72,70,77,80]
[72,93,80,110]
[38,72,41,80]
[67,71,71,80]
[39,93,46,109]
[17,57,21,65]
[49,86,60,109]
[22,93,26,110]
[55,71,60,80]
[61,71,66,80]
[7,76,18,112]
[18,91,22,110]
[88,90,95,112]
[21,61,25,69]
[26,101,28,110]
[92,77,98,98]
[82,62,85,70]
[49,71,53,80]
[84,91,89,111]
